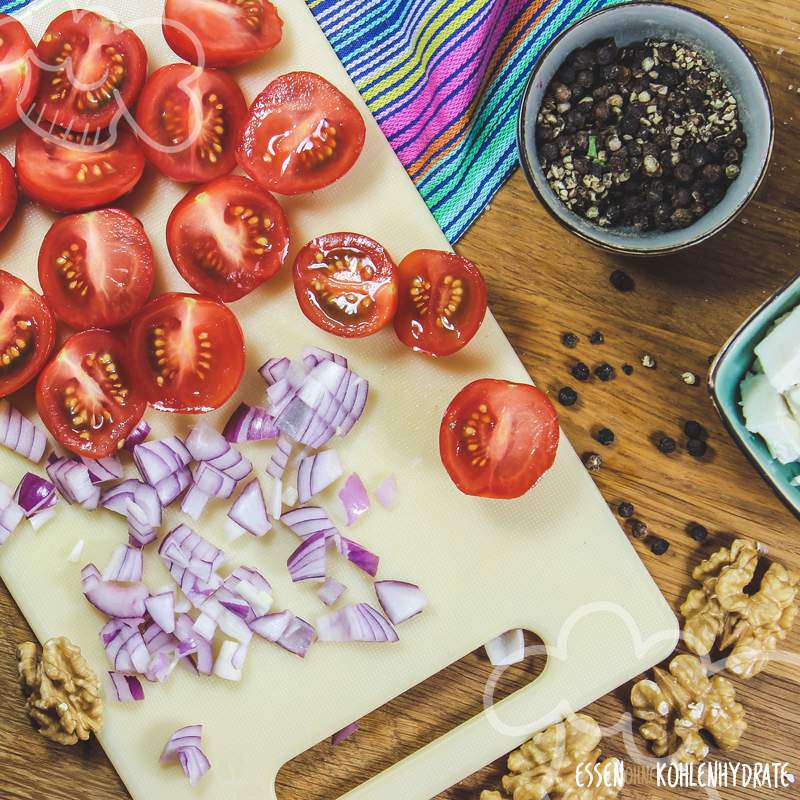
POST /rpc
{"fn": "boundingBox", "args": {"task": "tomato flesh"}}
[167,176,289,302]
[129,293,245,413]
[135,63,247,184]
[0,271,56,398]
[293,233,398,338]
[0,153,17,233]
[16,126,145,213]
[0,13,40,129]
[237,71,365,195]
[394,250,487,357]
[36,329,145,457]
[38,209,155,330]
[440,379,560,499]
[163,0,283,68]
[33,10,147,133]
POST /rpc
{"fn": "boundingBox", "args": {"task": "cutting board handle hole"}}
[274,629,546,799]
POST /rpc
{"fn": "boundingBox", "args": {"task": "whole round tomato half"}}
[237,71,365,195]
[439,379,560,499]
[0,13,40,130]
[293,232,398,338]
[0,270,56,398]
[36,329,146,457]
[167,176,289,302]
[135,63,247,184]
[163,0,283,68]
[128,293,245,413]
[38,208,155,330]
[394,250,487,357]
[33,10,147,133]
[0,154,18,234]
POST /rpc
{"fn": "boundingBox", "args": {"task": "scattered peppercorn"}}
[684,420,706,439]
[596,427,615,446]
[641,354,657,369]
[589,330,605,345]
[631,519,648,538]
[610,269,635,292]
[571,361,590,381]
[584,452,603,472]
[558,386,578,406]
[562,332,579,348]
[682,371,697,385]
[618,501,635,518]
[595,363,615,381]
[649,537,670,555]
[687,438,708,458]
[689,523,708,542]
[657,436,677,454]
[622,363,634,375]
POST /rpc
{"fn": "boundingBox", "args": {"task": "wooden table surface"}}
[2,1,800,798]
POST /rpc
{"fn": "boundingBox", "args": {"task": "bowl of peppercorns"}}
[517,2,773,255]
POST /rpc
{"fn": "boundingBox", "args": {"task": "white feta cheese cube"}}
[753,305,800,393]
[740,372,800,463]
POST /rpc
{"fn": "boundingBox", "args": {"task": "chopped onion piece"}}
[227,479,271,537]
[225,516,246,542]
[160,725,203,762]
[318,577,346,606]
[278,615,315,657]
[287,531,326,582]
[101,480,163,527]
[154,466,192,507]
[46,456,99,508]
[102,545,144,583]
[180,485,210,520]
[339,473,370,525]
[297,451,342,503]
[302,347,347,370]
[174,615,213,674]
[213,640,246,681]
[316,603,398,643]
[0,400,47,462]
[223,403,278,443]
[331,722,358,745]
[484,629,526,666]
[80,455,123,484]
[0,481,24,545]
[268,477,282,519]
[101,619,149,673]
[123,419,151,451]
[374,580,427,625]
[374,474,398,509]
[280,506,338,541]
[194,462,236,499]
[335,536,379,577]
[67,539,85,562]
[266,435,292,480]
[250,610,292,642]
[133,437,191,486]
[82,564,148,618]
[109,672,145,702]
[144,591,175,634]
[161,726,211,786]
[259,356,290,385]
[14,473,57,517]
[30,506,57,531]
[186,424,228,461]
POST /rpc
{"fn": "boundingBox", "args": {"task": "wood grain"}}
[2,0,800,797]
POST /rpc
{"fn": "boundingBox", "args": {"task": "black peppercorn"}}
[622,363,634,375]
[558,386,578,406]
[610,269,635,292]
[589,330,605,345]
[594,363,615,381]
[657,436,677,454]
[584,452,603,472]
[571,362,590,381]
[617,501,635,518]
[596,427,615,446]
[562,332,579,348]
[687,438,708,458]
[689,523,708,542]
[649,537,669,555]
[684,420,706,439]
[631,519,648,538]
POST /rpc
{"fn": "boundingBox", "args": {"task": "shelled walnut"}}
[480,713,623,800]
[17,636,103,745]
[631,654,746,764]
[680,538,799,678]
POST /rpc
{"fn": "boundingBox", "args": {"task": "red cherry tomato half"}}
[163,0,283,69]
[38,209,155,331]
[0,13,40,130]
[394,250,487,357]
[36,329,146,457]
[439,379,560,499]
[293,232,398,338]
[237,71,366,195]
[33,10,147,133]
[16,126,146,213]
[129,293,245,413]
[0,270,56,398]
[167,176,289,302]
[0,154,17,233]
[135,63,247,184]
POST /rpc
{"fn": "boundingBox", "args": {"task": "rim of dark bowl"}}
[516,1,775,257]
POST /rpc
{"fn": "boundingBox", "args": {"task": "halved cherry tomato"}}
[135,63,247,184]
[0,154,17,233]
[38,209,155,330]
[293,233,398,338]
[439,379,560,499]
[167,176,289,302]
[128,293,245,413]
[16,126,146,213]
[0,271,56,398]
[33,9,147,133]
[163,0,283,69]
[36,329,145,457]
[394,250,487,357]
[237,71,365,195]
[0,13,40,129]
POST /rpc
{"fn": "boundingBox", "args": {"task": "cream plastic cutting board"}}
[0,1,679,798]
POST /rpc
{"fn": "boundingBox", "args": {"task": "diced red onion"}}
[160,724,203,762]
[301,347,347,370]
[101,480,163,528]
[318,577,346,606]
[47,455,100,508]
[194,462,236,499]
[178,746,211,787]
[484,629,526,666]
[335,536,379,577]
[223,403,278,443]
[0,481,24,545]
[161,726,210,786]
[224,567,273,617]
[280,506,338,541]
[374,580,426,625]
[213,640,247,681]
[0,400,47,462]
[154,466,192,506]
[133,436,191,486]
[287,531,326,582]
[250,610,292,642]
[186,424,228,461]
[80,454,123,484]
[174,615,213,674]
[227,479,271,537]
[224,517,246,542]
[30,506,57,531]
[109,671,145,702]
[180,485,210,520]
[144,591,175,634]
[193,613,217,641]
[127,501,158,548]
[266,435,292,480]
[123,419,151,452]
[14,473,57,517]
[146,650,179,683]
[297,450,342,503]
[331,722,358,745]
[374,474,398,509]
[101,619,149,673]
[316,603,398,643]
[259,356,290,385]
[339,473,370,525]
[102,544,144,583]
[268,477,282,519]
[282,484,298,507]
[278,615,315,657]
[67,539,84,562]
[82,564,148,618]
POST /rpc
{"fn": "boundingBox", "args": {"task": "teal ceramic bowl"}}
[709,273,800,517]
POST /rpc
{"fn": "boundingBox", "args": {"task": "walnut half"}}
[480,713,623,800]
[631,653,746,764]
[17,637,103,745]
